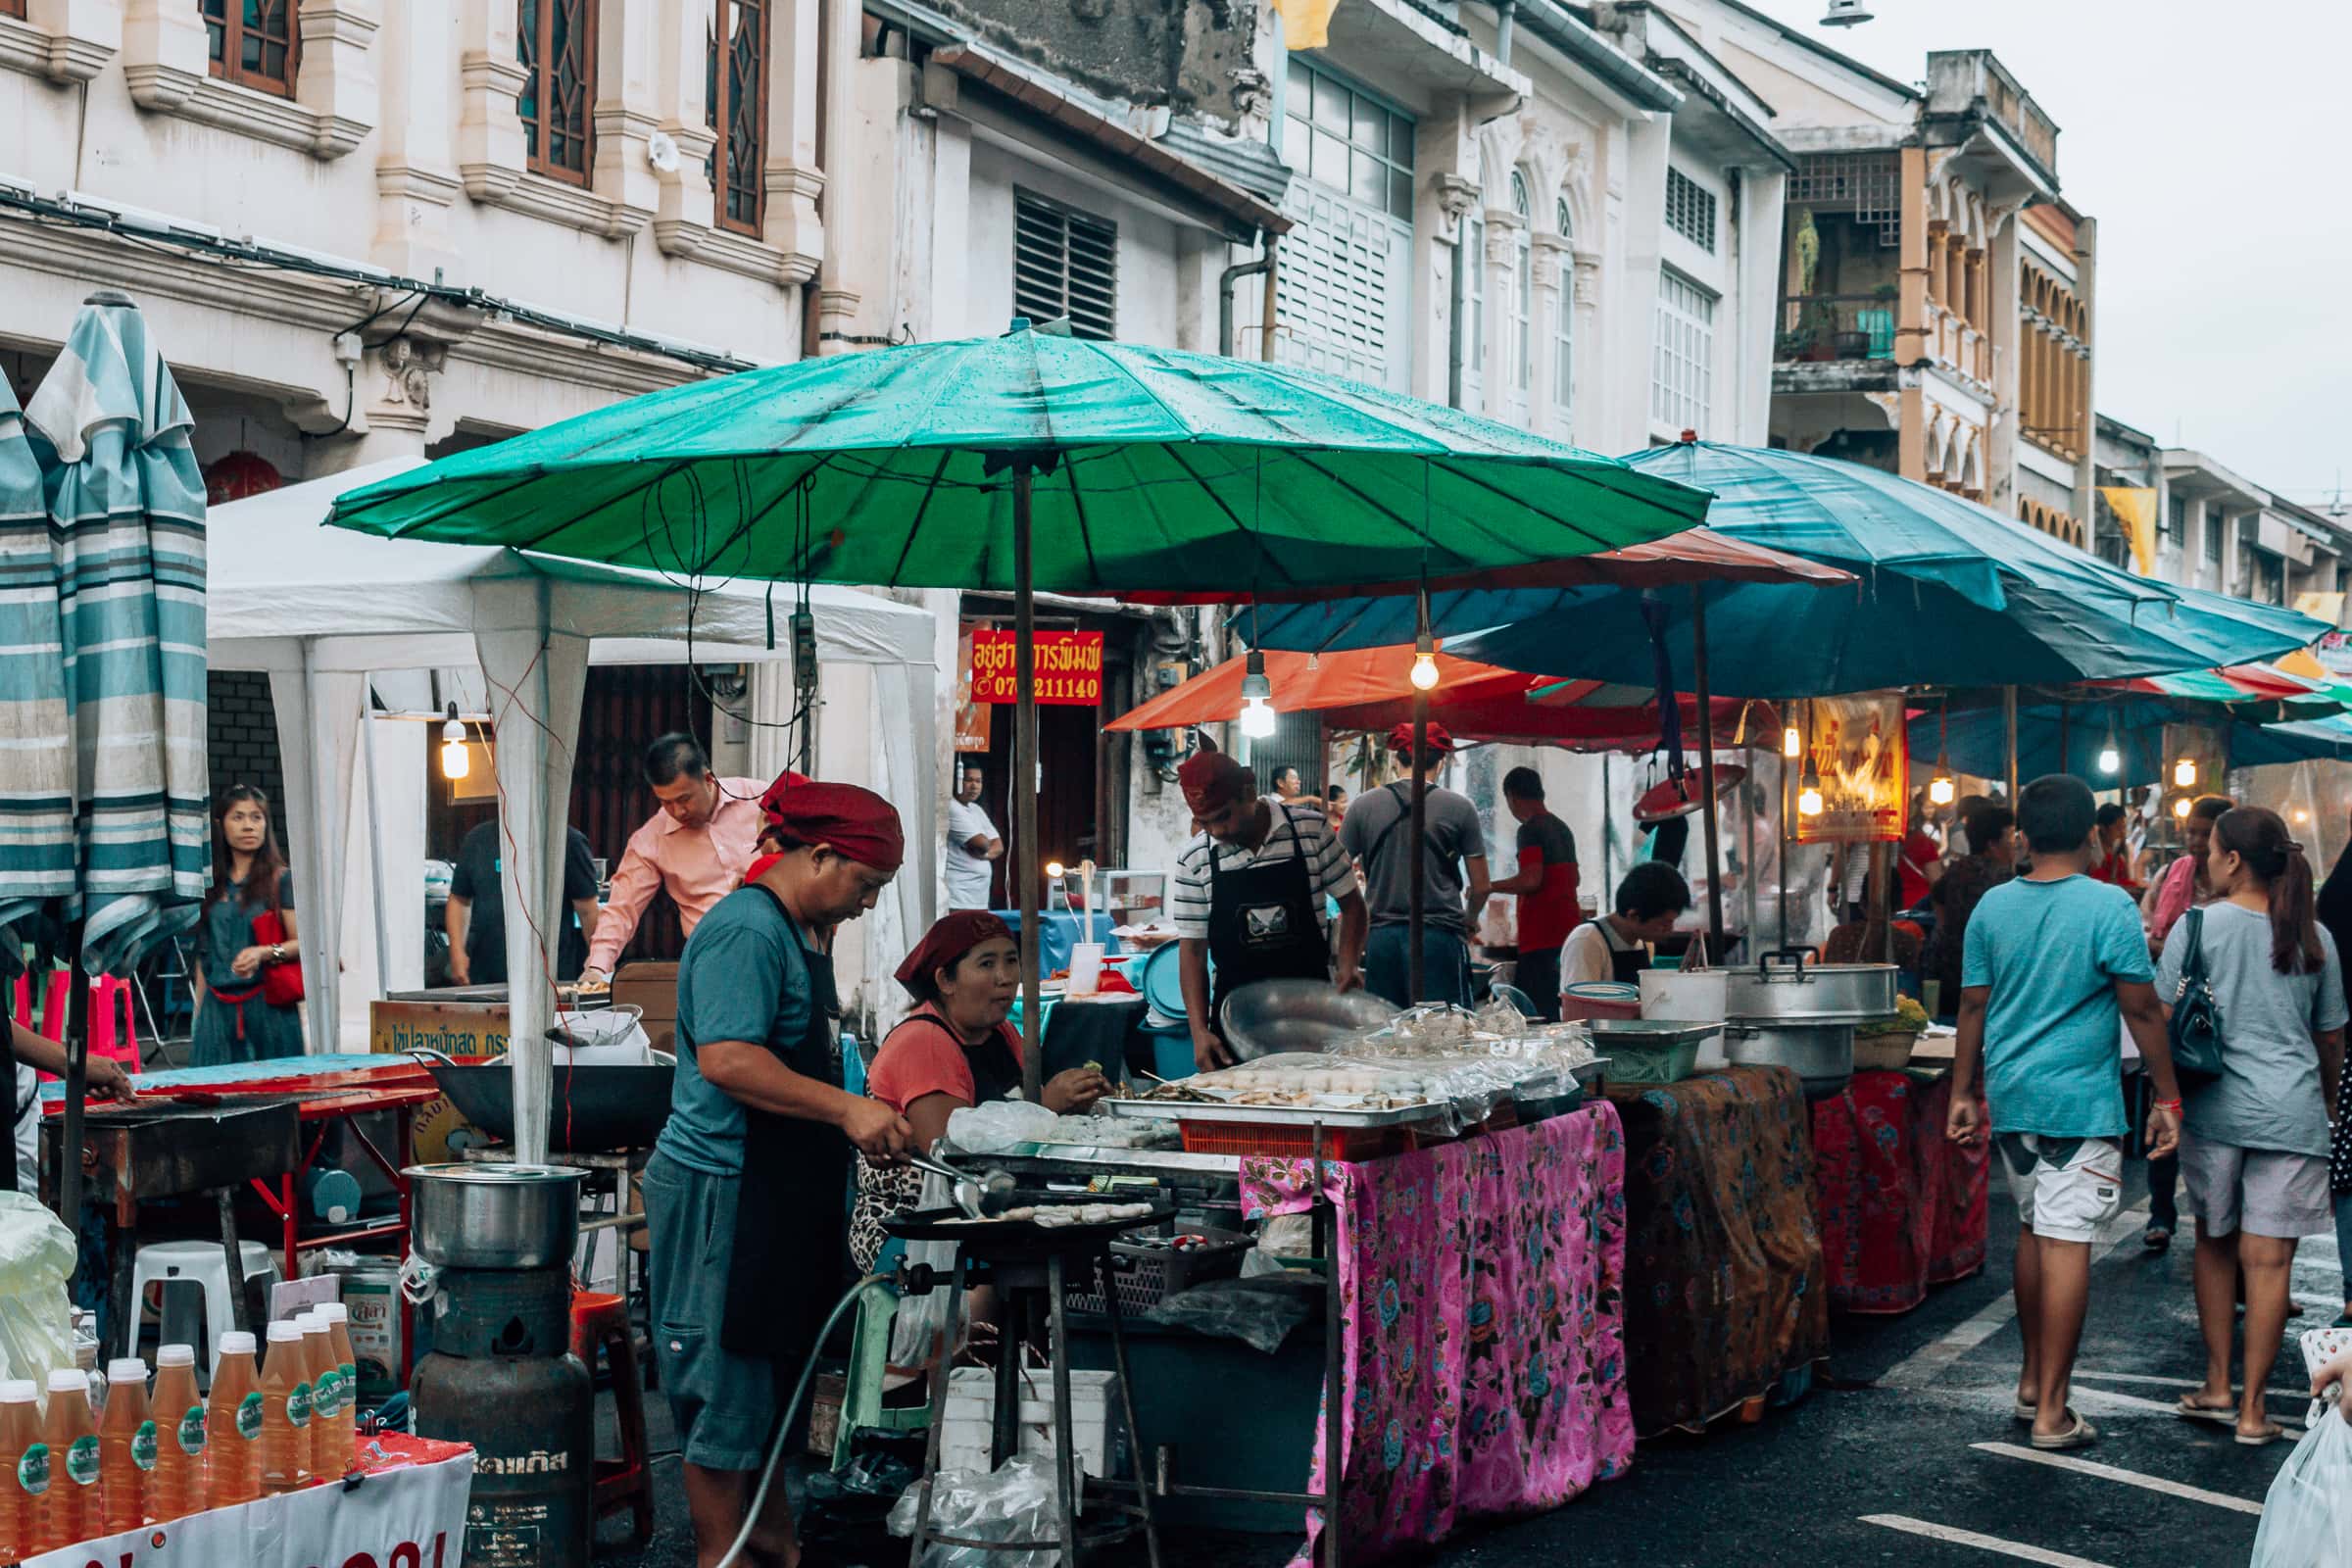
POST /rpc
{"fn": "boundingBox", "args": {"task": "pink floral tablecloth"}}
[1240,1103,1634,1565]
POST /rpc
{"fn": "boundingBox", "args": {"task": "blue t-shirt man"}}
[1963,874,2151,1138]
[654,885,813,1176]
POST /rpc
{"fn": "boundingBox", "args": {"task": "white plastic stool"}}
[124,1241,280,1375]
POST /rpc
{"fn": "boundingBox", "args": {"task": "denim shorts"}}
[642,1151,788,1472]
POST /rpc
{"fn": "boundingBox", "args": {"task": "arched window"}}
[1510,171,1533,397]
[1461,149,1485,412]
[1553,193,1574,423]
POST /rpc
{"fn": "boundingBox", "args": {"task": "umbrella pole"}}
[1409,696,1429,1003]
[1014,467,1044,1103]
[58,928,88,1228]
[1690,585,1725,958]
[2004,685,2020,801]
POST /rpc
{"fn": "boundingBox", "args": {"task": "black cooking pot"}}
[423,1060,676,1152]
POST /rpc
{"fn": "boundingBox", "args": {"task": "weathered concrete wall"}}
[931,0,1258,121]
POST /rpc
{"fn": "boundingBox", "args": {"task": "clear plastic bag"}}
[0,1192,78,1393]
[2253,1397,2352,1566]
[887,1454,1060,1567]
[945,1100,1059,1154]
[1149,1279,1317,1353]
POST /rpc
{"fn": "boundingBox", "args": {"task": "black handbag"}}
[2167,906,2225,1088]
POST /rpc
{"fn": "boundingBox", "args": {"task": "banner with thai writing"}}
[1785,693,1907,844]
[26,1436,471,1568]
[969,628,1104,707]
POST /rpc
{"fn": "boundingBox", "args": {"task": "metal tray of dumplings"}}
[1099,1097,1446,1129]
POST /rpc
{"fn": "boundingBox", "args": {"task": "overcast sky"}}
[1736,0,2350,512]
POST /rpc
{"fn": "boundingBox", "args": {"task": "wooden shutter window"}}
[518,0,596,185]
[1012,188,1117,342]
[203,0,300,98]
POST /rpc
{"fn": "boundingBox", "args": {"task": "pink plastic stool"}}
[23,973,140,1080]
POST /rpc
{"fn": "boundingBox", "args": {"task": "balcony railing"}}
[1775,296,1898,364]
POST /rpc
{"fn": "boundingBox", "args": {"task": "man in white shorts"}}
[1950,774,2181,1452]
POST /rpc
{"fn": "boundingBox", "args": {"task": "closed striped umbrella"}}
[2,293,210,976]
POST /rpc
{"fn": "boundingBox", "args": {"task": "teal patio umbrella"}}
[327,323,1715,1096]
[4,292,210,1223]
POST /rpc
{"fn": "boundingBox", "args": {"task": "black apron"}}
[719,889,852,1362]
[883,1005,1024,1106]
[1206,806,1333,1037]
[1580,917,1649,985]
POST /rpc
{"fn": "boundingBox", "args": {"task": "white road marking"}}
[1859,1514,2115,1566]
[2074,1368,2308,1400]
[1884,1202,2147,1390]
[1972,1442,2265,1515]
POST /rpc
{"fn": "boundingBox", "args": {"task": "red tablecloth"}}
[1240,1103,1633,1566]
[1810,1066,1989,1314]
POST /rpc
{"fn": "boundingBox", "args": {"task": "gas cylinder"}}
[410,1347,592,1568]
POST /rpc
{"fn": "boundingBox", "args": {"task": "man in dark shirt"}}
[446,819,604,985]
[1489,767,1579,1018]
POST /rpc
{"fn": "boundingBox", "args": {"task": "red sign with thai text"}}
[969,629,1104,707]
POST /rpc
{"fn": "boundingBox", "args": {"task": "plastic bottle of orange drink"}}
[318,1302,358,1470]
[206,1330,261,1507]
[149,1346,203,1524]
[39,1367,98,1549]
[0,1379,42,1560]
[259,1320,312,1494]
[99,1357,153,1534]
[300,1312,335,1478]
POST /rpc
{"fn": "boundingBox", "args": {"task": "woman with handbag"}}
[2159,806,2346,1446]
[191,785,305,1067]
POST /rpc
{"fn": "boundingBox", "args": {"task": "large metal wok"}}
[419,1055,675,1152]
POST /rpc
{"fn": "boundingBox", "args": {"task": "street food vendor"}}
[640,774,912,1568]
[577,735,783,989]
[1173,751,1367,1069]
[849,911,1112,1270]
[6,1021,132,1193]
[1559,862,1691,991]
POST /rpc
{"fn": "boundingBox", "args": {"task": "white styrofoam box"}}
[941,1367,1120,1478]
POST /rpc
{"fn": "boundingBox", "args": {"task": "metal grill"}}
[1789,152,1902,246]
[1013,188,1119,341]
[1665,169,1716,254]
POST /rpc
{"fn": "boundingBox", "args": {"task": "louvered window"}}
[1553,195,1575,421]
[1652,270,1716,435]
[518,0,596,184]
[706,0,769,234]
[203,0,299,97]
[1013,188,1117,341]
[1665,168,1717,254]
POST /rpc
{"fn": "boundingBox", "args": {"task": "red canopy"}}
[1105,646,1754,745]
[1124,525,1853,605]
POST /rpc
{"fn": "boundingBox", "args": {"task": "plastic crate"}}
[1065,1227,1253,1317]
[1175,1119,1410,1161]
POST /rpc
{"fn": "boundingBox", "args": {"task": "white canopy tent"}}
[205,460,942,1160]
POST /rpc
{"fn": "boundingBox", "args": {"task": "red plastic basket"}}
[1175,1119,1410,1161]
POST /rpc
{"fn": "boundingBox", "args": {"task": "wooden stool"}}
[570,1290,654,1548]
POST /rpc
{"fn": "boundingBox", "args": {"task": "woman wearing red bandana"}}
[642,772,911,1568]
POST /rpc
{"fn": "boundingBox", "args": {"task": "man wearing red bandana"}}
[1172,750,1366,1068]
[642,770,909,1568]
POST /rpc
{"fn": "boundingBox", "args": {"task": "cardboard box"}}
[369,997,512,1056]
[612,962,680,1054]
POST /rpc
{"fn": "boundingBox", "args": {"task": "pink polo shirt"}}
[586,777,768,972]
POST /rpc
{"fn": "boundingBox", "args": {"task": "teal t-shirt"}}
[654,887,814,1176]
[1962,874,2151,1139]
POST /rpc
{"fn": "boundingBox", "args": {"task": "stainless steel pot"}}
[1721,949,1896,1024]
[1722,1021,1854,1100]
[405,1162,584,1270]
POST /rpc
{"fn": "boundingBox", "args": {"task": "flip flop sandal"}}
[2177,1396,2237,1426]
[2013,1398,2037,1423]
[2031,1410,2098,1450]
[2235,1424,2286,1447]
[2142,1226,2172,1252]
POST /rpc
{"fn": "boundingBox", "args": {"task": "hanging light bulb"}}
[2172,795,2193,819]
[1797,763,1825,818]
[1408,588,1441,691]
[2097,742,2120,775]
[439,703,470,781]
[2173,756,2197,789]
[1046,860,1067,881]
[1238,648,1278,738]
[1928,771,1956,808]
[1782,724,1803,760]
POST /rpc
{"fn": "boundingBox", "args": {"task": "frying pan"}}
[419,1057,675,1152]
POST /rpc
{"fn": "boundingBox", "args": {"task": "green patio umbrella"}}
[328,324,1714,1094]
[5,292,210,1229]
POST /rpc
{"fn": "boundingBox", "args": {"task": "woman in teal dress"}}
[191,786,305,1067]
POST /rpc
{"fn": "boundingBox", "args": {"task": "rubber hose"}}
[712,1272,889,1568]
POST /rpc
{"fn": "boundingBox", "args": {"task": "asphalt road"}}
[600,1159,2321,1567]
